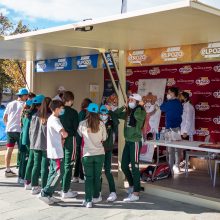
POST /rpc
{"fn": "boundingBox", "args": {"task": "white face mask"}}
[128,102,137,109]
[100,115,108,122]
[167,94,172,100]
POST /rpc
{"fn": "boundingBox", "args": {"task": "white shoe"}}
[50,196,61,203]
[72,177,79,183]
[17,178,25,184]
[82,200,87,206]
[32,187,41,195]
[107,192,117,202]
[62,190,78,199]
[123,194,139,202]
[86,202,93,208]
[173,165,181,174]
[5,169,17,177]
[126,186,134,195]
[38,194,54,205]
[78,178,85,184]
[92,196,102,204]
[24,183,32,190]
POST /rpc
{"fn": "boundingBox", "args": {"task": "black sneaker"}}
[5,170,17,177]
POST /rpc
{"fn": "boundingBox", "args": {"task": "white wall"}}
[33,69,104,111]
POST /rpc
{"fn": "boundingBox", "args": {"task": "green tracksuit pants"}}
[82,155,105,202]
[24,149,34,183]
[18,145,29,179]
[31,150,49,188]
[62,136,75,193]
[121,141,142,193]
[41,158,64,197]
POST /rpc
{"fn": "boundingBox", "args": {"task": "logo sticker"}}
[161,47,184,61]
[149,67,160,75]
[195,102,210,111]
[195,77,210,86]
[179,65,192,74]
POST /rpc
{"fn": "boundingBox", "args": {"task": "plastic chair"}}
[213,160,220,187]
[185,135,212,179]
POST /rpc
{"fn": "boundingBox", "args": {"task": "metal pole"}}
[101,52,119,97]
[109,51,127,104]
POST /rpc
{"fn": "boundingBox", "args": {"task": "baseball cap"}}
[25,99,33,107]
[33,94,45,104]
[129,93,142,102]
[100,105,109,114]
[16,88,29,96]
[87,103,99,113]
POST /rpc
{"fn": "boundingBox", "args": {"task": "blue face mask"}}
[59,109,65,116]
[100,114,108,122]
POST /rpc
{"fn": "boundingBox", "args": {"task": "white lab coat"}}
[181,101,195,136]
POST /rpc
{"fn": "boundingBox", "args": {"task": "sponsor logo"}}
[200,43,220,58]
[213,64,220,72]
[55,58,67,70]
[161,47,184,61]
[193,91,212,97]
[77,56,92,68]
[126,69,133,76]
[213,90,220,98]
[176,79,194,84]
[213,116,220,124]
[193,66,212,71]
[196,128,210,136]
[195,102,210,111]
[195,77,210,86]
[149,67,160,75]
[167,78,176,86]
[128,50,147,65]
[161,68,178,73]
[179,65,192,74]
[36,61,46,70]
[211,78,220,82]
[195,117,212,123]
[211,130,220,134]
[211,104,220,108]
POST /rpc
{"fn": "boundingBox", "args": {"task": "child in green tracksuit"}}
[30,97,51,195]
[24,94,45,190]
[114,93,146,202]
[18,99,36,184]
[99,105,119,202]
[60,91,79,199]
[78,103,107,208]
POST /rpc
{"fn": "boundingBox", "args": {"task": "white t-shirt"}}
[4,100,25,132]
[78,120,107,157]
[47,115,64,159]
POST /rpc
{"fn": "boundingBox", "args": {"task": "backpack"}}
[140,163,171,182]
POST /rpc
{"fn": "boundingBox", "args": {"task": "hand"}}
[61,130,68,138]
[139,101,144,106]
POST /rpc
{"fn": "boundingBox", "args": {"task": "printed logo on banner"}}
[54,58,67,70]
[195,102,210,111]
[179,65,192,74]
[193,91,212,97]
[196,128,210,136]
[213,90,220,98]
[213,64,220,72]
[193,66,212,71]
[126,69,133,76]
[167,78,176,86]
[76,54,98,69]
[161,68,178,73]
[211,104,220,108]
[200,43,220,59]
[213,116,220,125]
[195,77,210,86]
[211,78,220,83]
[161,47,184,61]
[127,50,147,65]
[35,61,46,72]
[183,90,192,97]
[195,117,212,123]
[176,79,194,85]
[149,67,160,75]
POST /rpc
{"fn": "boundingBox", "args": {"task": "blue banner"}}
[73,54,99,70]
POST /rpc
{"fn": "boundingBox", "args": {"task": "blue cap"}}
[33,94,45,104]
[16,88,29,96]
[87,103,99,113]
[25,99,33,107]
[100,105,109,114]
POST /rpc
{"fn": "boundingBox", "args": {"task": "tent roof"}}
[0,0,220,61]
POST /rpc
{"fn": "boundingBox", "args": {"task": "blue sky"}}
[0,0,220,30]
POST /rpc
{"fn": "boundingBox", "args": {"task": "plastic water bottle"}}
[160,127,166,140]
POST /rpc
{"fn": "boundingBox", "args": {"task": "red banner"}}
[104,62,220,142]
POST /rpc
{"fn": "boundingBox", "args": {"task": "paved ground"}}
[0,168,220,220]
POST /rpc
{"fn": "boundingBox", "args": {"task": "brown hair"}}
[49,100,64,112]
[81,98,92,110]
[87,112,100,133]
[63,91,74,103]
[39,97,52,124]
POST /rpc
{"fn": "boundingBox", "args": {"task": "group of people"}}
[3,87,147,208]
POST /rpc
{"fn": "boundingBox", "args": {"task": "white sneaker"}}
[5,169,17,177]
[32,187,41,195]
[24,183,32,190]
[38,194,54,205]
[50,196,61,203]
[82,200,87,206]
[86,202,93,208]
[173,165,181,174]
[78,178,85,184]
[72,177,79,183]
[61,190,78,199]
[126,186,134,195]
[123,194,139,202]
[107,192,117,202]
[92,196,102,204]
[17,178,25,184]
